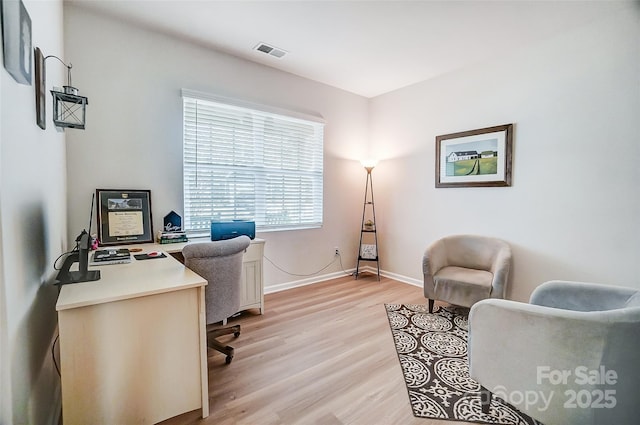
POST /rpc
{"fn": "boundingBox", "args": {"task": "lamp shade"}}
[360,159,378,172]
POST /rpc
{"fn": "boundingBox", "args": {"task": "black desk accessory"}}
[55,230,101,285]
[134,252,167,260]
[91,248,131,265]
[55,194,101,285]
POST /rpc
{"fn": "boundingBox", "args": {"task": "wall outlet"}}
[334,247,340,256]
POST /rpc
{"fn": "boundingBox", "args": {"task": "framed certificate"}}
[96,189,153,246]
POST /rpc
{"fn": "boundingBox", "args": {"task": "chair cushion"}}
[433,266,493,307]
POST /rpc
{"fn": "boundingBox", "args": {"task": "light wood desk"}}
[56,249,209,424]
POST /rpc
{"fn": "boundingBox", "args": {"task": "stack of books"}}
[91,248,132,265]
[157,231,188,244]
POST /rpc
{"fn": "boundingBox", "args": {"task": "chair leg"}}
[480,386,492,415]
[207,324,241,364]
[428,299,434,313]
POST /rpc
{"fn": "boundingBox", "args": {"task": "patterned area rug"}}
[385,304,542,425]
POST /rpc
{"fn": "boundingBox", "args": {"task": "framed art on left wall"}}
[96,189,153,246]
[34,47,45,129]
[1,0,32,85]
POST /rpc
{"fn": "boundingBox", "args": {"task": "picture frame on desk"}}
[96,189,153,246]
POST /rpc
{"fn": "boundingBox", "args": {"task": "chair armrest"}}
[422,238,448,276]
[488,245,511,299]
[530,280,638,311]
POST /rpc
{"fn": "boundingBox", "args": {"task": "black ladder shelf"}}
[355,167,380,280]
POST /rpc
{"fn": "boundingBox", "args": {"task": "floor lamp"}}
[355,160,380,280]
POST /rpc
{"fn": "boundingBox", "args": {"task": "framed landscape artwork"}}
[435,124,513,188]
[96,189,153,245]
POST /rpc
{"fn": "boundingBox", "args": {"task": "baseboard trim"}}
[264,267,422,294]
[264,269,355,294]
[379,269,422,287]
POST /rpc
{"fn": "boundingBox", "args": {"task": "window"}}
[182,90,324,234]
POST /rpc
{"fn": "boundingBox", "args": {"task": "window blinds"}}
[182,93,324,234]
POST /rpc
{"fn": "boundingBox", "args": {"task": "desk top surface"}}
[56,246,206,311]
[157,237,265,253]
[55,237,265,312]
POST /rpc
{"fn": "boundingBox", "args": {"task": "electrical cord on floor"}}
[264,252,351,277]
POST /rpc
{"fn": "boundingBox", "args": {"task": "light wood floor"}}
[160,273,468,425]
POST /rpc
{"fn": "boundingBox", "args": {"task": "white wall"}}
[63,3,639,303]
[0,1,67,423]
[369,5,640,301]
[63,6,370,290]
[0,2,628,422]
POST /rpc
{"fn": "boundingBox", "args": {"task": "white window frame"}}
[182,89,325,236]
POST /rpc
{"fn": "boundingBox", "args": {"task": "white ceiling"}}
[68,0,631,98]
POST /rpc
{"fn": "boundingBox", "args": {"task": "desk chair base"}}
[207,324,241,364]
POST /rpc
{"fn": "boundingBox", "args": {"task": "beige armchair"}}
[422,234,511,313]
[469,280,640,425]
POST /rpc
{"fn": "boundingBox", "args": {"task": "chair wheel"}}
[225,355,233,364]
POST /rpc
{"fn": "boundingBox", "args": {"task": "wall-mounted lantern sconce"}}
[34,47,88,130]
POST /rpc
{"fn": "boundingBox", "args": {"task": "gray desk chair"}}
[183,236,251,364]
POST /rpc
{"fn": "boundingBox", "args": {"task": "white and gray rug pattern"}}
[385,304,543,425]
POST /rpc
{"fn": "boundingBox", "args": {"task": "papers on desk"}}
[91,248,131,265]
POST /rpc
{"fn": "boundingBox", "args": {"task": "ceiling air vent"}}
[254,42,287,59]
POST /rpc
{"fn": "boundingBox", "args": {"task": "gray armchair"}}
[423,234,511,313]
[469,280,640,425]
[183,236,251,364]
